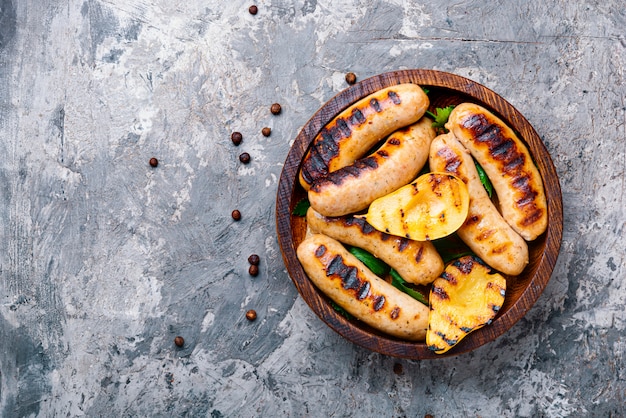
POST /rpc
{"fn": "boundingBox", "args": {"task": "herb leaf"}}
[432,234,475,264]
[390,269,429,306]
[474,161,494,198]
[330,300,354,320]
[292,198,310,216]
[348,246,390,277]
[348,247,427,305]
[426,105,456,134]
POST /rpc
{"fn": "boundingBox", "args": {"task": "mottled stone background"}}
[0,0,624,416]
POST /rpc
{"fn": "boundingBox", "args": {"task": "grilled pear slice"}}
[363,172,469,241]
[427,255,506,354]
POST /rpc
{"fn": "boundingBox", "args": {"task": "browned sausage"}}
[297,234,429,341]
[446,103,547,241]
[299,84,429,190]
[429,133,529,275]
[306,207,443,285]
[308,117,435,216]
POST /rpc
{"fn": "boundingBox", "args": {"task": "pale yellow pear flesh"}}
[363,172,470,241]
[426,256,507,354]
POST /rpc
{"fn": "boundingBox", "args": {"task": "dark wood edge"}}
[276,69,564,359]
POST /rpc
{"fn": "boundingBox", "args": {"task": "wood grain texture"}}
[276,69,563,359]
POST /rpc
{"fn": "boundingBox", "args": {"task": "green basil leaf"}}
[292,198,310,216]
[348,246,390,277]
[432,236,475,264]
[474,161,493,198]
[390,269,428,306]
[330,300,354,320]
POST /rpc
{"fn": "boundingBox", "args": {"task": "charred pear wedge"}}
[363,172,470,241]
[427,255,506,354]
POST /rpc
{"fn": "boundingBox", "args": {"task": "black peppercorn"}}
[231,131,243,146]
[248,254,260,265]
[174,336,184,347]
[149,157,159,167]
[239,152,251,164]
[261,127,271,137]
[249,5,258,15]
[345,72,357,85]
[393,362,403,375]
[246,309,257,321]
[248,265,259,276]
[231,209,242,221]
[270,103,282,115]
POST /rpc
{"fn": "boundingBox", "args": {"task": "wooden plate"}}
[275,69,563,359]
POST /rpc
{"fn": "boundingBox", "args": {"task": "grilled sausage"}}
[445,103,547,241]
[299,84,430,191]
[306,207,443,285]
[308,117,435,217]
[297,234,429,341]
[429,133,529,275]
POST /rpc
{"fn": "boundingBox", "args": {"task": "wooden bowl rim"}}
[276,69,563,359]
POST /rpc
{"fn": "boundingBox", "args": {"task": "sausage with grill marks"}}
[308,117,435,217]
[306,207,443,285]
[299,84,430,191]
[297,234,429,341]
[429,133,529,275]
[445,103,547,241]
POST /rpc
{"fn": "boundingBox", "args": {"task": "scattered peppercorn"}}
[246,309,257,321]
[239,152,251,164]
[424,415,434,418]
[248,254,260,265]
[393,362,403,375]
[345,72,357,85]
[249,264,259,277]
[149,157,159,167]
[270,103,282,115]
[249,5,258,15]
[231,131,243,146]
[174,336,184,347]
[261,127,271,137]
[231,209,242,221]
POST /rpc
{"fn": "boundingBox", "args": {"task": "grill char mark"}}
[373,295,386,311]
[357,282,371,300]
[320,252,391,313]
[452,256,476,275]
[300,145,330,185]
[432,285,449,300]
[441,271,457,285]
[336,118,351,137]
[388,90,401,105]
[414,246,424,263]
[390,307,400,319]
[311,157,380,189]
[436,146,462,176]
[349,108,366,125]
[370,98,382,112]
[327,255,360,291]
[435,331,458,346]
[342,215,385,237]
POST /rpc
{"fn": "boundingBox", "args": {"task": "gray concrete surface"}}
[0,0,624,416]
